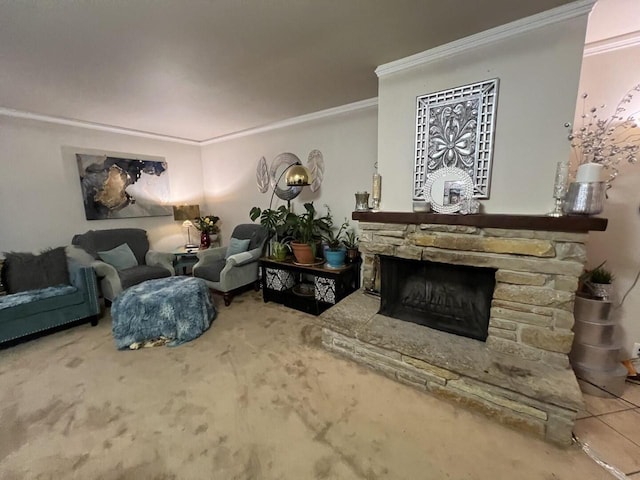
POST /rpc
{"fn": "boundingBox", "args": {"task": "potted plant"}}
[249,205,291,261]
[343,228,359,263]
[322,219,349,268]
[286,202,332,265]
[580,262,615,300]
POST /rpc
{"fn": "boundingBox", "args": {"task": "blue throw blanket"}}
[0,285,77,311]
[111,276,215,349]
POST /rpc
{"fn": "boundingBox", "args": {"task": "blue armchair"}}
[193,224,268,305]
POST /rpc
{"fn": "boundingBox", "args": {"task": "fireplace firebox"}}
[379,256,496,341]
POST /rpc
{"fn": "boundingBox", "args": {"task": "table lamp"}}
[173,204,200,249]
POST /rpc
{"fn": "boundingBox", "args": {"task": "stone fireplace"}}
[320,212,607,445]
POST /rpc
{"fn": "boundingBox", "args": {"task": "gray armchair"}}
[70,228,174,302]
[193,224,267,306]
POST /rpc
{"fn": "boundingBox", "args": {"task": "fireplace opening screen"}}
[379,256,496,341]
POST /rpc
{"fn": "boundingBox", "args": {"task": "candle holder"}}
[548,161,569,217]
[372,173,381,211]
[355,191,370,211]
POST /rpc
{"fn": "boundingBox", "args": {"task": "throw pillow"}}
[98,243,138,271]
[2,247,70,294]
[225,238,251,259]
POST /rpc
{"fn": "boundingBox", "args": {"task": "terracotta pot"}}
[290,242,315,265]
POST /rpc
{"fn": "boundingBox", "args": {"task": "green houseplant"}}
[580,262,615,300]
[588,267,614,284]
[249,205,291,260]
[322,219,349,268]
[343,228,359,263]
[285,202,332,264]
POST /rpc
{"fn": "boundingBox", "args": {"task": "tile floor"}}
[574,380,640,478]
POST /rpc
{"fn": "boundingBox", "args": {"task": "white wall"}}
[577,44,640,358]
[200,107,378,242]
[0,116,203,253]
[0,106,378,255]
[586,0,640,43]
[376,15,589,214]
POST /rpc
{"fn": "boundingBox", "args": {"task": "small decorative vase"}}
[200,231,211,249]
[548,161,569,217]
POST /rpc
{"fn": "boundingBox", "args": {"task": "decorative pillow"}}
[98,243,138,271]
[2,247,70,294]
[225,238,251,259]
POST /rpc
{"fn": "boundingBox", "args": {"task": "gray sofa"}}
[0,258,100,346]
[70,228,174,301]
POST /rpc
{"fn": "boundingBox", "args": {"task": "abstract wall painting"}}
[76,153,172,220]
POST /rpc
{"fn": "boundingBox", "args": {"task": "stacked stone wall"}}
[322,326,577,445]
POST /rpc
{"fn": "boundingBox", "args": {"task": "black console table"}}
[259,257,361,315]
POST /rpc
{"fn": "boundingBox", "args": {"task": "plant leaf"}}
[256,156,269,193]
[307,149,324,192]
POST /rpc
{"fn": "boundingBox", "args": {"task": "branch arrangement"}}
[566,84,640,187]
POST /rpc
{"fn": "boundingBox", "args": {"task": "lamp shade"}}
[285,164,312,186]
[173,204,200,221]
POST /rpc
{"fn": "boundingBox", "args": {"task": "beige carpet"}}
[0,291,610,479]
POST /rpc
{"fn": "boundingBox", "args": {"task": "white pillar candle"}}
[576,162,603,183]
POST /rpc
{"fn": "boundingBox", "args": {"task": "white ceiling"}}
[0,0,582,142]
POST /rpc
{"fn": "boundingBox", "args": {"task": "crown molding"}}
[200,97,378,145]
[375,0,596,78]
[584,30,640,57]
[0,98,378,146]
[0,107,200,145]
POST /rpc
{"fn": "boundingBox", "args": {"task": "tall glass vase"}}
[548,161,569,217]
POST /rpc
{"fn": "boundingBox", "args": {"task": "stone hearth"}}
[320,213,607,446]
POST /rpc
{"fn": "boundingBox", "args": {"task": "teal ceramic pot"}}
[325,248,346,268]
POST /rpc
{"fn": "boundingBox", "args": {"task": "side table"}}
[173,247,200,275]
[259,257,361,315]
